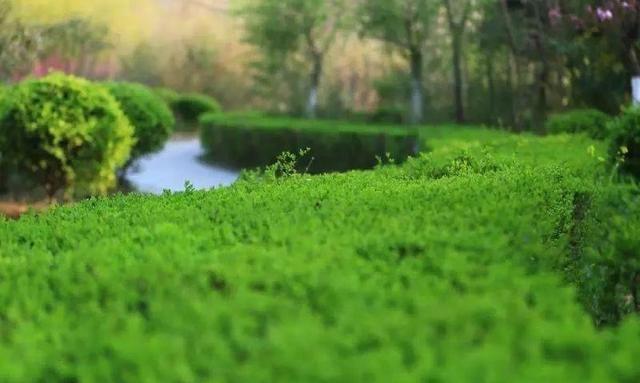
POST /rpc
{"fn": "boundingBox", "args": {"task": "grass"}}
[0,127,638,382]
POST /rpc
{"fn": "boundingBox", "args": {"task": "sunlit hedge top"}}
[105,81,175,160]
[0,73,134,196]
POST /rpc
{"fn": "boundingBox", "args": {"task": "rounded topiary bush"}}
[608,107,640,178]
[171,93,221,130]
[105,82,175,161]
[546,109,610,139]
[0,73,134,197]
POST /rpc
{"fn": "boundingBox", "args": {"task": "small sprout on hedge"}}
[184,180,196,193]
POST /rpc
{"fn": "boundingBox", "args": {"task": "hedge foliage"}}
[200,114,419,172]
[153,87,179,105]
[171,93,221,130]
[105,82,175,161]
[0,73,134,197]
[0,130,639,381]
[546,109,610,139]
[608,107,640,178]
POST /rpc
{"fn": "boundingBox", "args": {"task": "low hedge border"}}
[199,114,420,173]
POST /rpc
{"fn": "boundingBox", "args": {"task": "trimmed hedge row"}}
[0,131,638,381]
[546,109,610,139]
[172,93,222,131]
[200,114,419,172]
[545,107,640,178]
[608,107,640,178]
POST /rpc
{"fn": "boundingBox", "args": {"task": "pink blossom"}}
[548,7,562,24]
[596,7,614,21]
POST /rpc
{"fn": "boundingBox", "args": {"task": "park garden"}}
[0,0,639,381]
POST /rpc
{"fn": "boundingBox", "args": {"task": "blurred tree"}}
[572,1,640,104]
[0,0,40,81]
[39,18,112,78]
[240,0,346,118]
[13,0,154,51]
[119,42,163,86]
[442,0,474,123]
[358,0,439,125]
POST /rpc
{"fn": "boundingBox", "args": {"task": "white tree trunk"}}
[306,86,318,119]
[409,49,424,125]
[410,76,424,125]
[632,76,640,106]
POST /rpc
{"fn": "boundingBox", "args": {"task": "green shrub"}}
[370,106,405,124]
[344,108,405,125]
[545,109,610,139]
[0,73,134,197]
[576,184,640,325]
[199,114,419,173]
[608,107,640,178]
[171,93,221,130]
[0,131,639,381]
[153,87,179,104]
[105,82,175,161]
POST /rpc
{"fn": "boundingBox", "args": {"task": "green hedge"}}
[0,73,134,197]
[546,109,610,139]
[172,93,221,131]
[105,82,175,161]
[200,114,419,172]
[153,87,179,105]
[0,131,639,381]
[608,107,640,178]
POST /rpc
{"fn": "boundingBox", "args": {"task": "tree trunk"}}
[306,53,322,119]
[499,0,524,131]
[535,61,549,132]
[629,48,640,106]
[531,1,549,132]
[0,169,6,195]
[452,30,465,123]
[486,53,496,125]
[409,48,424,125]
[506,53,519,131]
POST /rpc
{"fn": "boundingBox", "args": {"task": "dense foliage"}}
[369,106,405,124]
[153,87,179,105]
[199,114,418,172]
[546,109,611,139]
[0,129,639,381]
[0,73,133,197]
[105,82,175,161]
[171,93,221,131]
[608,107,640,178]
